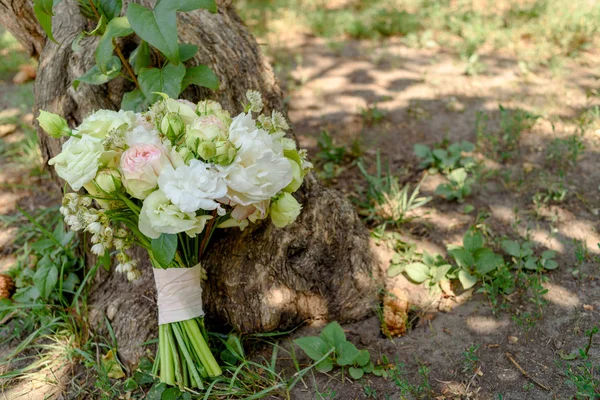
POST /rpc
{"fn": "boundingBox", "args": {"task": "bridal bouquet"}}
[38,91,311,389]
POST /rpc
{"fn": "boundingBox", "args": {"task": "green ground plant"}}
[388,250,452,296]
[558,326,599,398]
[357,153,431,228]
[435,167,474,202]
[414,140,476,174]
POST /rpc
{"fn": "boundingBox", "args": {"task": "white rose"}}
[228,112,256,142]
[185,115,228,149]
[75,110,136,138]
[48,135,108,190]
[158,159,227,213]
[196,100,232,125]
[138,190,212,239]
[220,124,293,205]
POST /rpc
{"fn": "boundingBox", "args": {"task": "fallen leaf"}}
[0,108,20,120]
[508,336,519,344]
[583,304,594,311]
[0,124,17,137]
[102,349,125,379]
[558,350,578,360]
[487,344,500,348]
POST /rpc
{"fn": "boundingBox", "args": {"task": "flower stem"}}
[182,318,222,377]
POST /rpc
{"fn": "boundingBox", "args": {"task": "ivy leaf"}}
[404,262,430,283]
[129,41,150,75]
[97,0,123,20]
[179,43,199,62]
[320,321,346,348]
[33,256,58,299]
[151,234,177,268]
[33,0,63,43]
[336,341,359,366]
[138,63,186,104]
[182,65,219,91]
[294,336,331,362]
[127,1,217,65]
[73,56,121,90]
[96,17,133,74]
[121,89,147,112]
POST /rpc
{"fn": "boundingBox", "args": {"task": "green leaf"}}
[433,264,452,282]
[315,358,334,373]
[138,63,186,104]
[458,269,477,290]
[502,240,521,258]
[73,57,121,90]
[12,286,40,303]
[435,183,453,198]
[62,272,80,292]
[355,349,370,367]
[349,367,364,380]
[403,262,430,283]
[320,321,346,348]
[543,259,558,270]
[432,148,448,162]
[363,361,374,373]
[294,336,331,361]
[121,89,147,112]
[460,141,475,152]
[96,16,133,74]
[179,43,198,62]
[524,256,538,270]
[474,248,503,275]
[541,250,556,260]
[463,228,484,252]
[448,168,468,184]
[387,263,405,277]
[34,0,62,43]
[449,247,475,269]
[413,143,431,159]
[151,234,177,268]
[129,41,150,75]
[146,382,167,400]
[127,1,217,65]
[161,387,181,400]
[123,377,138,391]
[97,0,123,20]
[33,256,58,299]
[182,65,219,91]
[336,341,359,366]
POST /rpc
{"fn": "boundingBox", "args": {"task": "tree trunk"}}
[0,0,378,366]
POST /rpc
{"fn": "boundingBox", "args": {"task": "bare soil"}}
[277,36,600,399]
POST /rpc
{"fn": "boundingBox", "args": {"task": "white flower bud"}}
[127,270,141,281]
[87,222,102,234]
[91,243,105,256]
[246,90,263,113]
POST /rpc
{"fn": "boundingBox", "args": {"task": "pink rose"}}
[120,144,174,199]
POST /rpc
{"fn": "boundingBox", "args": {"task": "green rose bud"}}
[95,169,122,193]
[197,141,217,160]
[270,192,302,228]
[283,149,305,193]
[160,113,184,141]
[214,140,237,165]
[37,110,71,138]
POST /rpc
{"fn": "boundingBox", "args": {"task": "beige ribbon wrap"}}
[153,265,205,325]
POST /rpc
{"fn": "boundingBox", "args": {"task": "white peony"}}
[75,110,136,139]
[48,135,110,190]
[158,159,227,213]
[138,190,213,239]
[220,115,293,205]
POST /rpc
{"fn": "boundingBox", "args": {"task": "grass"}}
[236,0,600,67]
[0,28,32,78]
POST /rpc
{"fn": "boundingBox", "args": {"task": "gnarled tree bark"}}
[0,0,377,366]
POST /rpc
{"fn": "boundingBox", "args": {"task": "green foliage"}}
[389,250,452,295]
[501,239,558,271]
[151,234,178,268]
[448,228,504,290]
[558,326,599,398]
[360,103,387,125]
[35,0,220,111]
[414,140,476,174]
[295,321,373,380]
[315,131,348,181]
[435,167,473,202]
[357,153,431,228]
